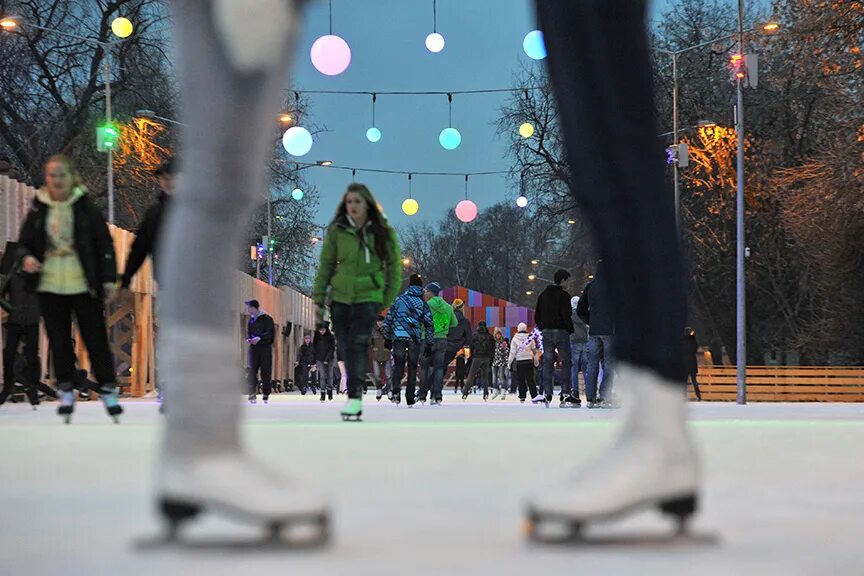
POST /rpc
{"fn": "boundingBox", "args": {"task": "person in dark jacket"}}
[313,322,337,401]
[535,268,577,407]
[120,158,175,289]
[443,297,472,371]
[245,299,274,404]
[295,334,316,394]
[382,273,434,406]
[461,321,496,399]
[684,327,702,401]
[0,245,41,408]
[570,295,588,403]
[370,315,392,401]
[17,155,121,423]
[577,263,614,408]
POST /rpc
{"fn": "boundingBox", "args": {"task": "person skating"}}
[684,327,702,401]
[382,273,434,406]
[443,297,472,394]
[153,1,327,542]
[312,184,401,421]
[295,334,315,394]
[313,322,336,402]
[508,323,539,403]
[17,155,121,424]
[0,244,41,409]
[417,282,456,405]
[535,269,578,408]
[461,321,495,400]
[570,295,588,406]
[370,315,393,401]
[454,350,467,396]
[525,0,699,541]
[577,265,614,408]
[245,299,274,404]
[490,329,510,400]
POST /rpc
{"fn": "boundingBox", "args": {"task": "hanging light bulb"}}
[523,30,547,60]
[519,122,535,138]
[516,195,528,208]
[439,93,461,150]
[402,174,419,216]
[292,188,304,200]
[425,0,445,53]
[310,3,351,75]
[455,175,477,222]
[282,126,313,156]
[366,93,382,142]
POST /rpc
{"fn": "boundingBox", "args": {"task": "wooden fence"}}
[690,366,864,402]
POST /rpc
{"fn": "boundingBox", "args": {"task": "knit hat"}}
[424,282,442,296]
[409,273,424,287]
[517,322,527,332]
[452,298,464,310]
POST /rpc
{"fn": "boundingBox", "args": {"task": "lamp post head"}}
[0,16,19,29]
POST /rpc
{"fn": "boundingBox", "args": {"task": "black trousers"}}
[391,339,419,405]
[538,0,687,384]
[39,293,115,391]
[331,302,379,399]
[1,322,39,404]
[515,360,538,400]
[462,356,492,397]
[248,345,272,398]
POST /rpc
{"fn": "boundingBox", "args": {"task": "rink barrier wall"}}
[690,366,864,402]
[0,176,317,397]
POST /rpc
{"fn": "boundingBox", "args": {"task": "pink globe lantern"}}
[310,35,351,76]
[455,200,478,223]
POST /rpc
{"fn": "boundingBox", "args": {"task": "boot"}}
[525,364,699,539]
[156,452,329,542]
[57,389,75,424]
[327,389,333,401]
[320,391,326,403]
[340,398,362,422]
[98,387,123,423]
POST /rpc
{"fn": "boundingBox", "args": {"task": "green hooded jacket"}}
[313,216,401,309]
[427,296,457,339]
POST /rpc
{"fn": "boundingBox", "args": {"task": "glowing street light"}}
[279,113,293,124]
[528,274,537,281]
[530,259,539,265]
[0,17,18,29]
[402,258,411,267]
[111,17,134,38]
[526,290,534,296]
[762,21,780,33]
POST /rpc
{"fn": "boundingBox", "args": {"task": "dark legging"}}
[331,302,379,399]
[1,322,39,405]
[537,0,687,384]
[515,360,538,400]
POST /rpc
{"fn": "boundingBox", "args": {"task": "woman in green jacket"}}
[313,184,401,421]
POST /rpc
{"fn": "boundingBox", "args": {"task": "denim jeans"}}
[492,365,509,391]
[330,302,380,399]
[585,335,614,401]
[372,359,392,391]
[391,339,420,405]
[570,341,587,397]
[418,339,447,401]
[541,329,572,399]
[316,361,333,392]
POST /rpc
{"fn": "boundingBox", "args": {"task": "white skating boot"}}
[525,364,699,542]
[156,452,330,544]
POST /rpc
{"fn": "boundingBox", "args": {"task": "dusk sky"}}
[287,0,697,229]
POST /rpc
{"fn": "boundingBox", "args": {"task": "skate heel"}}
[658,494,698,531]
[159,499,202,538]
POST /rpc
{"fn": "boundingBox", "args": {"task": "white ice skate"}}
[154,453,330,547]
[525,364,699,543]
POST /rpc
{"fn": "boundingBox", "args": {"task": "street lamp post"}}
[1,16,130,225]
[736,0,747,405]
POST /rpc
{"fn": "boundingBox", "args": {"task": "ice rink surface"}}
[1,394,863,576]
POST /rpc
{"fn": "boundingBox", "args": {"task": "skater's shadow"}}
[133,535,331,554]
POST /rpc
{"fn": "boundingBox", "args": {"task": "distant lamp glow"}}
[310,35,351,76]
[0,18,18,29]
[317,160,333,166]
[279,114,293,124]
[455,199,478,223]
[111,17,133,38]
[762,22,780,32]
[425,32,445,53]
[518,122,535,138]
[402,198,419,216]
[523,30,546,60]
[516,195,529,208]
[567,218,576,225]
[282,126,313,156]
[291,188,304,201]
[526,290,534,296]
[530,259,540,265]
[439,127,462,150]
[528,274,537,281]
[402,258,411,266]
[366,127,382,143]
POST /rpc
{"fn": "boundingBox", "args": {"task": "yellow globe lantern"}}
[111,17,134,39]
[402,198,419,216]
[519,122,535,138]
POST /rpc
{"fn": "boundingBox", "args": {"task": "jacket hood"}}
[477,325,489,334]
[427,295,449,312]
[36,185,86,207]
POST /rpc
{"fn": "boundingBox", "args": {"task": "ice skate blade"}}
[340,413,362,422]
[525,493,706,546]
[137,500,331,552]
